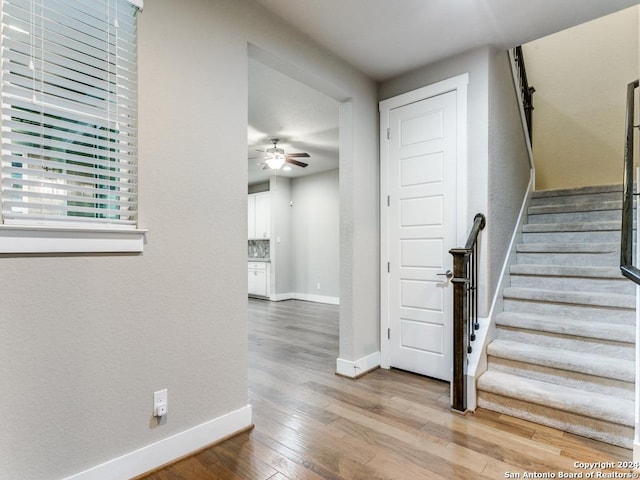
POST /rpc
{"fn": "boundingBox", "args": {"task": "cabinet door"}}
[254,192,270,239]
[254,268,267,296]
[247,195,256,239]
[248,267,267,296]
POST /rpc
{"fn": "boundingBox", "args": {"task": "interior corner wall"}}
[0,0,378,478]
[270,176,293,296]
[378,46,491,316]
[523,6,640,190]
[487,47,532,309]
[291,169,340,299]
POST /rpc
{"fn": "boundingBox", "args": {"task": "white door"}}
[387,90,457,381]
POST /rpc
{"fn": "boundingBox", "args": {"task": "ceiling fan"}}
[258,137,309,170]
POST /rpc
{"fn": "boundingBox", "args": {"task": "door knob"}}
[437,270,453,279]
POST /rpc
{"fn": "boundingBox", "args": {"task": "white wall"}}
[523,6,639,190]
[270,176,293,296]
[291,170,340,300]
[0,0,378,478]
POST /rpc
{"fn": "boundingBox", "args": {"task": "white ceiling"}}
[248,0,639,185]
[248,58,339,185]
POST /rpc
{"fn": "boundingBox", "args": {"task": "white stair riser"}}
[477,393,633,449]
[486,357,634,400]
[509,274,635,294]
[495,327,634,360]
[503,298,635,324]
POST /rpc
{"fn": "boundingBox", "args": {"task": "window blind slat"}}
[3,101,138,137]
[3,113,137,146]
[1,143,137,175]
[1,0,139,227]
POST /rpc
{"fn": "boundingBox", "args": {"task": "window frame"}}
[0,0,145,254]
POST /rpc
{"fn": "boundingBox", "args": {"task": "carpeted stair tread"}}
[503,287,635,309]
[528,200,621,215]
[516,242,618,254]
[522,221,621,233]
[509,264,622,278]
[477,370,634,427]
[531,184,622,199]
[487,339,634,382]
[495,311,634,344]
[482,184,635,448]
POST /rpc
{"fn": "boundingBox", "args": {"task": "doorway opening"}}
[247,46,343,376]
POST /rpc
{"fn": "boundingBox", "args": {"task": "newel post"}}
[450,247,470,414]
[449,213,486,414]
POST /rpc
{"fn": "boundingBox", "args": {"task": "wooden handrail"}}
[620,80,640,284]
[450,213,486,413]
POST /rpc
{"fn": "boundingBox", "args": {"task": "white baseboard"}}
[63,405,252,480]
[336,351,381,378]
[294,292,340,305]
[269,292,340,305]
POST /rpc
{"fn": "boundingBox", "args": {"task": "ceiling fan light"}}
[265,154,286,170]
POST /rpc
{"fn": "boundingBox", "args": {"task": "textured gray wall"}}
[487,48,533,310]
[291,169,340,299]
[270,176,293,295]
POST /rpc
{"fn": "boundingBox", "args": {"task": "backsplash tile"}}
[248,239,270,259]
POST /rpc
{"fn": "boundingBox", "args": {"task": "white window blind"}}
[0,0,140,229]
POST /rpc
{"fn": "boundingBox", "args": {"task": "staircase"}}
[477,184,636,448]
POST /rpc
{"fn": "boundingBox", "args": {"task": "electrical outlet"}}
[154,389,168,417]
[316,282,321,290]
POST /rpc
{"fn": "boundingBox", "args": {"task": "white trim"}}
[0,225,147,253]
[268,292,296,302]
[269,292,340,305]
[62,405,252,480]
[293,293,340,305]
[336,352,381,378]
[379,73,469,370]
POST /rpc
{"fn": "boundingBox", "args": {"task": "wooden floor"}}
[140,298,633,479]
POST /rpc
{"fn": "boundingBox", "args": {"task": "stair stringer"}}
[466,172,533,410]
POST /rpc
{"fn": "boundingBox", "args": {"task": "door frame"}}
[379,73,469,371]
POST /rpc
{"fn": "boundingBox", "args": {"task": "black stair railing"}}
[450,213,486,413]
[513,46,536,143]
[620,79,640,285]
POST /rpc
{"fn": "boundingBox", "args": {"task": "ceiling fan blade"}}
[286,158,308,168]
[285,152,310,158]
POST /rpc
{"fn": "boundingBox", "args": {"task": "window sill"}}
[0,225,147,254]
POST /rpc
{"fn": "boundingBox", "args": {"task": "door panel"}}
[388,90,457,381]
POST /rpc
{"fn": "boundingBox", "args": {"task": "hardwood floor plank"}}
[140,298,632,479]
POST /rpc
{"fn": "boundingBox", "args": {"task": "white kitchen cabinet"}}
[248,192,270,239]
[248,261,270,297]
